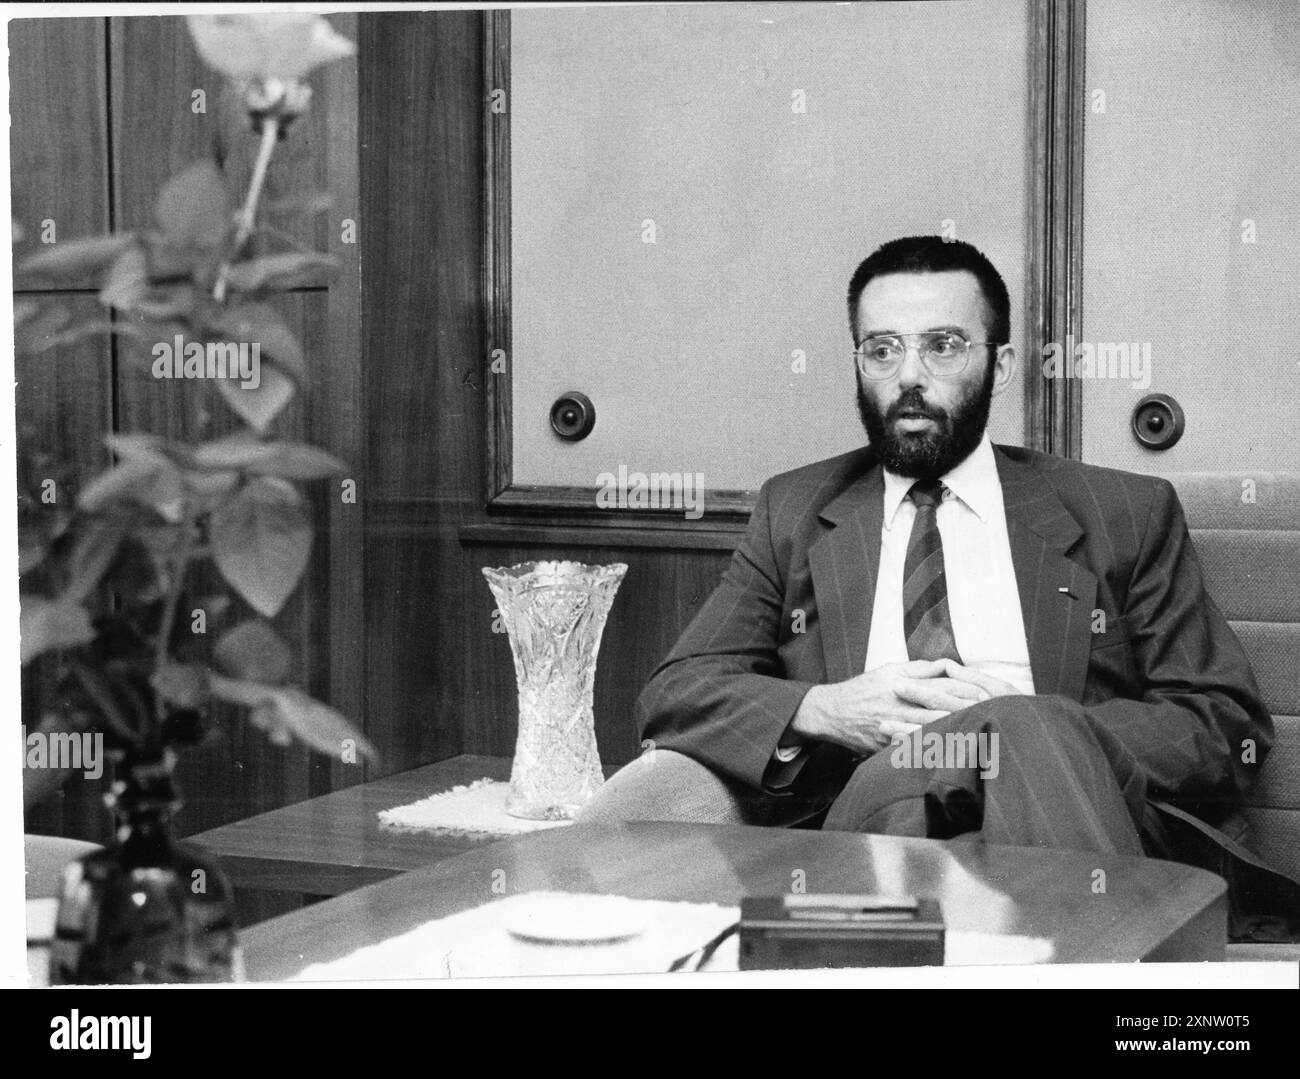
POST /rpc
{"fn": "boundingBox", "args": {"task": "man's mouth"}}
[894,415,936,432]
[892,405,939,431]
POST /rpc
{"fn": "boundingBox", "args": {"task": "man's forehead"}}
[856,270,986,329]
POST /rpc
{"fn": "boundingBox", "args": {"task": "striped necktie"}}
[903,479,963,663]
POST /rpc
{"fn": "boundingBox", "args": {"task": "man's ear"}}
[990,343,1016,398]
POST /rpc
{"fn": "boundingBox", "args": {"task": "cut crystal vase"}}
[482,560,627,820]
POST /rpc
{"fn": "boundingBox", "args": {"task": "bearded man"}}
[578,235,1293,929]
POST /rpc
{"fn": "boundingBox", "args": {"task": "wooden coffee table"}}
[238,819,1227,979]
[187,755,546,895]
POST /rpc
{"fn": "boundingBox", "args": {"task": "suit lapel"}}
[806,446,1097,699]
[994,448,1097,700]
[808,462,884,683]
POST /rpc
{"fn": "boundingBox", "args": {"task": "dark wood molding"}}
[484,9,512,504]
[460,523,742,551]
[364,495,746,546]
[485,483,758,522]
[320,10,365,793]
[1026,0,1087,459]
[486,484,754,520]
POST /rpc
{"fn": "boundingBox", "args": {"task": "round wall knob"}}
[1131,393,1185,450]
[550,391,596,441]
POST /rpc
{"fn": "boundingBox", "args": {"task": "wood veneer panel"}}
[107,12,365,834]
[9,17,109,284]
[358,10,485,777]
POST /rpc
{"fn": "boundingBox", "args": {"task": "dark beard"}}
[856,360,997,480]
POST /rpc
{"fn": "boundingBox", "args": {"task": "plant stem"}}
[151,508,198,734]
[212,118,280,303]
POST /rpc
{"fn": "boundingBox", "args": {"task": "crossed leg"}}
[822,695,1146,855]
[577,748,826,828]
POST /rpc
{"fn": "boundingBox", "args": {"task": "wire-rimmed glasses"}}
[854,330,993,380]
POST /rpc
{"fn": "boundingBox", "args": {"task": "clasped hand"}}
[790,659,1020,756]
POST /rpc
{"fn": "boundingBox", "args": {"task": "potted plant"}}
[15,13,373,983]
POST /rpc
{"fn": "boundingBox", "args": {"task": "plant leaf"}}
[98,247,149,310]
[152,662,211,709]
[142,228,209,284]
[134,283,203,322]
[65,515,131,602]
[194,434,344,478]
[132,526,181,590]
[17,233,136,281]
[106,432,171,461]
[63,661,145,750]
[224,252,338,292]
[102,536,165,602]
[207,302,305,380]
[19,540,47,576]
[192,431,277,470]
[259,192,334,218]
[208,674,374,760]
[78,452,185,523]
[155,160,233,248]
[249,443,346,480]
[20,597,95,664]
[260,686,375,760]
[12,304,72,353]
[214,620,292,683]
[183,469,241,516]
[209,476,312,617]
[215,362,296,433]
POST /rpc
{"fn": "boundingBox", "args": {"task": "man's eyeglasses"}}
[853,330,994,380]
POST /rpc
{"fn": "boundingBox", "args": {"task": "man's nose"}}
[895,341,931,389]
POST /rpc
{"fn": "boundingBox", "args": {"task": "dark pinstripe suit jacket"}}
[637,443,1274,848]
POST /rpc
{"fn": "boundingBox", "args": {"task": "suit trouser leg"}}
[576,748,826,827]
[822,695,1146,856]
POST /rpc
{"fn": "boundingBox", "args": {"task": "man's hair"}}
[846,236,1011,347]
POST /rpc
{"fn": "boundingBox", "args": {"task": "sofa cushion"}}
[1168,472,1300,889]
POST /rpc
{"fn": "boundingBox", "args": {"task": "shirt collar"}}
[881,435,1000,529]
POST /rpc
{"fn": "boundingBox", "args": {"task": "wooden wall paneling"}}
[315,12,366,797]
[108,17,217,234]
[13,298,114,503]
[108,14,365,843]
[108,15,332,246]
[359,10,485,776]
[483,10,510,505]
[352,10,749,775]
[1026,0,1087,458]
[110,297,323,841]
[11,19,115,843]
[9,17,110,281]
[17,305,117,844]
[360,9,485,504]
[366,520,469,773]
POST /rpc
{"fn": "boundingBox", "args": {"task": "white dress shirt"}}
[864,435,1035,693]
[772,436,1034,768]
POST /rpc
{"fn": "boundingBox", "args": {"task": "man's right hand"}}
[788,659,1013,757]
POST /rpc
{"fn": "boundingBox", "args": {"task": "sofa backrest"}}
[1167,472,1300,883]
